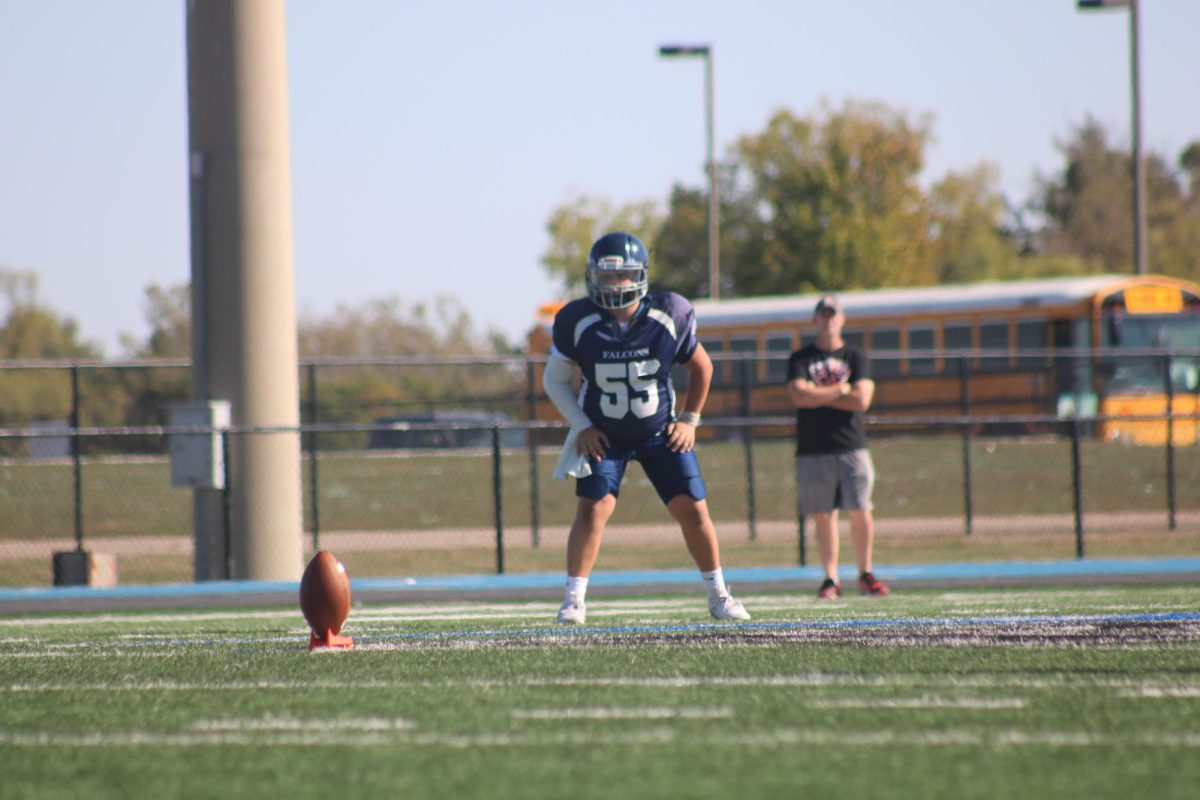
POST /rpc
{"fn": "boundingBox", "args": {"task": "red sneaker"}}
[858,571,889,596]
[816,578,842,600]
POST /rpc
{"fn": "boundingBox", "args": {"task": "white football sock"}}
[565,576,588,603]
[701,568,728,598]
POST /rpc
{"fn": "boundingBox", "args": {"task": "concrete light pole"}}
[1078,0,1147,275]
[659,44,720,298]
[186,0,304,581]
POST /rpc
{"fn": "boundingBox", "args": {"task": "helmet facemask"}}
[586,257,648,310]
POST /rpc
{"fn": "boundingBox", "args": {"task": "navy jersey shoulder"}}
[550,291,699,442]
[552,292,697,363]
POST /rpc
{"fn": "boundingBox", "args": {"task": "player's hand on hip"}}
[575,426,610,461]
[665,421,697,453]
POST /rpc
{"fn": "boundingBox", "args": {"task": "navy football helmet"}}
[586,231,649,310]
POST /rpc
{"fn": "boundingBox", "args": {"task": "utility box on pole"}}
[169,401,231,490]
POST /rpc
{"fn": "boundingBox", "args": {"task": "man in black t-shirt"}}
[786,295,889,599]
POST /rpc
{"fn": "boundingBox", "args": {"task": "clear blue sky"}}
[2,1,1199,357]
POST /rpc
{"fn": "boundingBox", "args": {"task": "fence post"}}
[70,364,84,552]
[222,429,234,579]
[306,364,321,551]
[959,357,973,536]
[1070,418,1085,559]
[525,359,541,548]
[492,426,505,575]
[741,361,757,542]
[1163,355,1177,531]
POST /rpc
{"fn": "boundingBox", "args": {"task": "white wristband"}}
[677,411,701,426]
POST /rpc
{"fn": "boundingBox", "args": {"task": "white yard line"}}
[7,674,1200,694]
[807,695,1027,710]
[2,727,1198,749]
[191,715,414,732]
[1117,686,1200,699]
[511,706,733,721]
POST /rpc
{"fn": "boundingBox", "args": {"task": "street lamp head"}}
[658,44,711,58]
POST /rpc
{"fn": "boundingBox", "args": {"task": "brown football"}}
[299,550,351,638]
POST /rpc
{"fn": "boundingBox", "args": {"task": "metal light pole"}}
[1078,0,1147,275]
[659,43,720,298]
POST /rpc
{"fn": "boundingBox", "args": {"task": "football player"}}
[541,231,750,624]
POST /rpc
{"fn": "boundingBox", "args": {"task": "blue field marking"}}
[69,610,1200,653]
[1,556,1198,606]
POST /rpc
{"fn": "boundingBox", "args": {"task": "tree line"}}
[0,278,517,448]
[542,101,1200,297]
[3,100,1198,443]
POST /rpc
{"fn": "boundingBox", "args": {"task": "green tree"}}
[112,283,193,446]
[540,195,663,294]
[0,269,102,425]
[927,163,1023,283]
[0,269,132,455]
[0,270,100,361]
[653,178,770,298]
[729,101,939,294]
[297,297,523,443]
[121,283,191,358]
[1033,118,1200,281]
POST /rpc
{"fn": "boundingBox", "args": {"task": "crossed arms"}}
[787,376,875,412]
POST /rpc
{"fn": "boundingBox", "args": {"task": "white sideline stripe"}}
[2,587,1195,628]
[191,715,414,732]
[0,610,300,627]
[1117,687,1200,699]
[3,728,1199,749]
[807,696,1027,710]
[8,675,1200,694]
[0,597,798,628]
[1,652,181,660]
[511,706,733,721]
[4,680,400,692]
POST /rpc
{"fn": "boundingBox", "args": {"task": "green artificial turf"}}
[1,585,1198,799]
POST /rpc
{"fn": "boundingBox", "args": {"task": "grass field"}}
[2,584,1198,799]
[3,435,1199,538]
[3,434,1199,586]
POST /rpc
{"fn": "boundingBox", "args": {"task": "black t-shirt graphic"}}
[786,344,870,455]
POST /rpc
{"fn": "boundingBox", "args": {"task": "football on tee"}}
[299,550,353,650]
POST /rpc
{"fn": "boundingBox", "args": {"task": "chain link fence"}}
[1,354,1197,587]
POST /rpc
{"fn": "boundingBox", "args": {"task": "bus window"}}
[943,323,972,375]
[871,328,900,379]
[729,335,758,387]
[1102,312,1200,393]
[1051,318,1090,398]
[701,336,726,386]
[1016,319,1047,370]
[766,332,794,383]
[978,320,1010,373]
[843,329,865,350]
[907,325,936,375]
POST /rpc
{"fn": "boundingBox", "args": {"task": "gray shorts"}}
[794,449,875,514]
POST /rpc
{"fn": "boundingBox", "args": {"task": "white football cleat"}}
[556,593,586,625]
[708,591,751,621]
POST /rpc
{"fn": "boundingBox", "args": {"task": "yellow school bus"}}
[529,274,1200,445]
